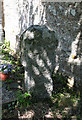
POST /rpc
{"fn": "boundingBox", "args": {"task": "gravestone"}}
[20,25,58,99]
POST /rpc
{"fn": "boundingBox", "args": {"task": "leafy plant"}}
[1,40,10,53]
[7,101,17,113]
[7,85,10,90]
[16,91,31,108]
[52,72,80,119]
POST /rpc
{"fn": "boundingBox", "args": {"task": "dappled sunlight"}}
[28,50,34,59]
[18,109,35,120]
[19,25,58,99]
[54,65,59,74]
[68,10,82,66]
[67,77,74,89]
[32,65,40,75]
[18,0,46,33]
[52,90,80,119]
[68,31,81,65]
[25,31,34,40]
[36,57,45,67]
[24,69,35,91]
[1,1,81,119]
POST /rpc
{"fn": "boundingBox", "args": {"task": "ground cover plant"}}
[52,72,80,120]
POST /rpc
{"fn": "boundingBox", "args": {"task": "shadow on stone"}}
[17,25,58,100]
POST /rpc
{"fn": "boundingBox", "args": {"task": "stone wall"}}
[17,1,82,80]
[43,2,82,82]
[0,0,3,44]
[3,1,82,97]
[3,0,19,51]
